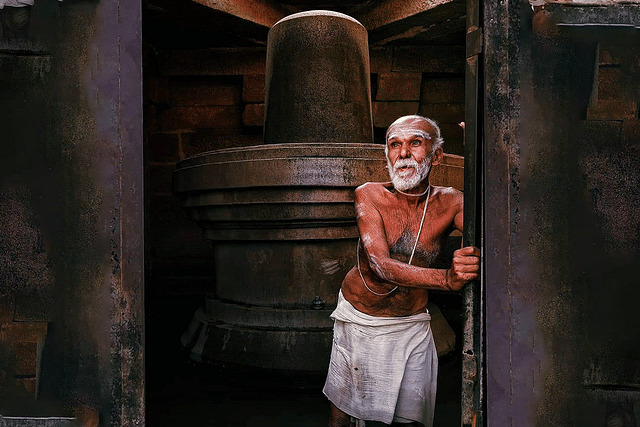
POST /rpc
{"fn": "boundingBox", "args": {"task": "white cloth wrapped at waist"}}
[0,0,63,9]
[323,290,438,427]
[0,0,34,8]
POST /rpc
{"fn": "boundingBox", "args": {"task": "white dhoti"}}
[323,290,438,426]
[0,0,34,9]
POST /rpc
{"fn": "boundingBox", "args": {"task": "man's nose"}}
[399,144,411,158]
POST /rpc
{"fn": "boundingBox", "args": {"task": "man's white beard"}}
[387,157,432,191]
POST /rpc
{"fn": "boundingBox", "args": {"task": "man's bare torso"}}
[341,182,462,317]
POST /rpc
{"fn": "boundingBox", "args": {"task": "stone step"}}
[0,416,75,427]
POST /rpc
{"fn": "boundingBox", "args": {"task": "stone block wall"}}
[581,45,640,260]
[0,188,52,401]
[588,45,639,122]
[144,44,466,297]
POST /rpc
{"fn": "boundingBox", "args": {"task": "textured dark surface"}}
[264,12,373,144]
[0,417,74,427]
[145,292,465,426]
[0,0,144,425]
[484,2,640,426]
[172,9,467,374]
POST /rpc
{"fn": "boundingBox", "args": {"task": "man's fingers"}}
[454,263,480,273]
[453,267,480,279]
[455,245,480,257]
[453,253,480,263]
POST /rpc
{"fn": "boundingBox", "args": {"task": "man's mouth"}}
[396,165,415,174]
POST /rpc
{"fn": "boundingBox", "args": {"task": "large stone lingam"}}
[173,10,463,372]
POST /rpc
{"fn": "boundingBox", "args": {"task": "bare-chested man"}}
[323,115,480,427]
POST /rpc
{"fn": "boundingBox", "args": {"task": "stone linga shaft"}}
[264,10,373,144]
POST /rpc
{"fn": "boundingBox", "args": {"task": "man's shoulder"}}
[432,185,463,198]
[355,181,393,197]
[432,185,464,211]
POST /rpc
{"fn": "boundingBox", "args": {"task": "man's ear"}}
[431,147,444,166]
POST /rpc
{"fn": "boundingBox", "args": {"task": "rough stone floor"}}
[146,353,462,427]
[146,297,463,427]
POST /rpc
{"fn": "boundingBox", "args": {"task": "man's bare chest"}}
[382,212,449,267]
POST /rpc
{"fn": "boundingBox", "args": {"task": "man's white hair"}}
[384,115,444,156]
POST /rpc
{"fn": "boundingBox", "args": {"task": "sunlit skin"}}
[328,117,480,427]
[340,116,480,318]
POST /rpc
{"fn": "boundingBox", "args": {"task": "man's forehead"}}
[387,126,431,139]
[387,122,433,140]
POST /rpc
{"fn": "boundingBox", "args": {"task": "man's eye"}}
[390,142,400,148]
[412,139,421,146]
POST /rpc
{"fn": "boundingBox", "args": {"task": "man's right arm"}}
[355,184,454,291]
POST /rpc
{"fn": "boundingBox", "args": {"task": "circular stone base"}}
[181,304,334,372]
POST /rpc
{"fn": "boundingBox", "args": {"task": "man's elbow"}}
[368,255,394,282]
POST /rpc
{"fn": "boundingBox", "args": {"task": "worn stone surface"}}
[242,103,265,127]
[171,78,242,106]
[486,3,640,426]
[13,293,50,322]
[0,322,47,379]
[174,142,463,370]
[0,53,51,83]
[597,67,623,100]
[0,294,14,323]
[146,132,181,163]
[146,164,175,196]
[369,46,393,73]
[0,189,53,297]
[0,0,144,424]
[263,11,373,144]
[0,322,47,344]
[376,72,422,101]
[10,342,38,376]
[587,99,638,120]
[623,119,640,150]
[421,78,465,103]
[419,102,465,124]
[146,77,171,105]
[159,105,242,131]
[373,101,420,127]
[159,48,267,76]
[0,417,75,426]
[393,46,465,73]
[180,129,262,157]
[242,74,266,103]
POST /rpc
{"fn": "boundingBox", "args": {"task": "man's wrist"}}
[444,268,451,291]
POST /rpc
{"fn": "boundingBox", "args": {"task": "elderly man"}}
[323,115,480,427]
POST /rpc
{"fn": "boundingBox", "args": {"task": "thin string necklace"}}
[394,185,430,197]
[357,185,431,296]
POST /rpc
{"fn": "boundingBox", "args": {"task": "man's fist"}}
[447,246,480,291]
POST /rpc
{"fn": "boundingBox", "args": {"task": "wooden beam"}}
[354,0,453,30]
[191,0,293,29]
[353,0,466,45]
[374,13,465,45]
